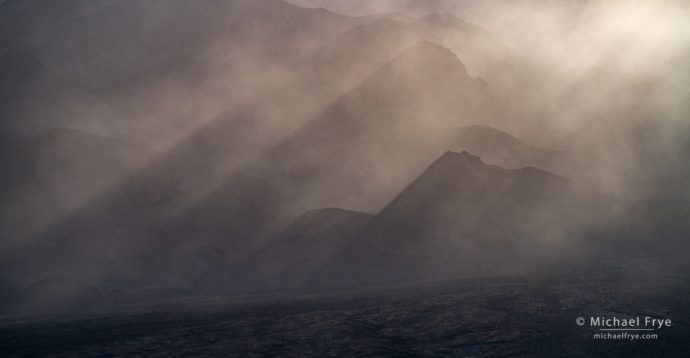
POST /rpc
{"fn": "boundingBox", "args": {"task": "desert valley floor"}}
[2,260,689,357]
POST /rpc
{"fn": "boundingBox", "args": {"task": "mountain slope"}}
[1,170,288,312]
[200,13,495,177]
[321,151,573,283]
[261,41,502,212]
[0,128,155,243]
[246,208,374,288]
[446,125,564,172]
[0,128,289,311]
[298,18,421,94]
[0,0,356,137]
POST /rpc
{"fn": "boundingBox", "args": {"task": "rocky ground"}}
[1,260,689,357]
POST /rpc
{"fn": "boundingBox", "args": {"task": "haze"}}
[0,0,688,315]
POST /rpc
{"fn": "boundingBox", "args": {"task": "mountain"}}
[288,1,504,73]
[197,12,495,177]
[297,18,421,96]
[124,173,289,292]
[260,41,502,212]
[0,128,155,244]
[287,0,470,17]
[245,208,374,288]
[1,170,288,312]
[320,151,573,284]
[0,128,288,311]
[300,12,490,93]
[0,0,356,137]
[188,17,420,173]
[446,125,564,173]
[0,0,353,87]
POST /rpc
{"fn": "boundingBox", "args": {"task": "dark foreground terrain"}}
[1,260,689,357]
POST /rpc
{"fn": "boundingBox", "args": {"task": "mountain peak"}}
[379,149,567,218]
[388,41,469,79]
[329,148,574,282]
[405,40,457,58]
[446,125,566,173]
[430,150,565,183]
[438,150,483,164]
[420,12,485,34]
[422,12,463,24]
[426,151,486,174]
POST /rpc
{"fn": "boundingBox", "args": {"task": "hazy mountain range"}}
[0,0,689,315]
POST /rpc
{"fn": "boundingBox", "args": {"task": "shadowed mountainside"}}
[446,125,565,173]
[260,41,502,212]
[0,1,689,327]
[322,151,575,284]
[250,151,580,288]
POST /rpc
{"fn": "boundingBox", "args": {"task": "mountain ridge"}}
[317,150,573,284]
[260,40,498,212]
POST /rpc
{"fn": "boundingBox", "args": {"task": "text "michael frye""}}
[590,316,672,329]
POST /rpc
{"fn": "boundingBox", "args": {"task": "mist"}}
[0,0,689,318]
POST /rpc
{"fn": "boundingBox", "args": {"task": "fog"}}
[0,0,689,313]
